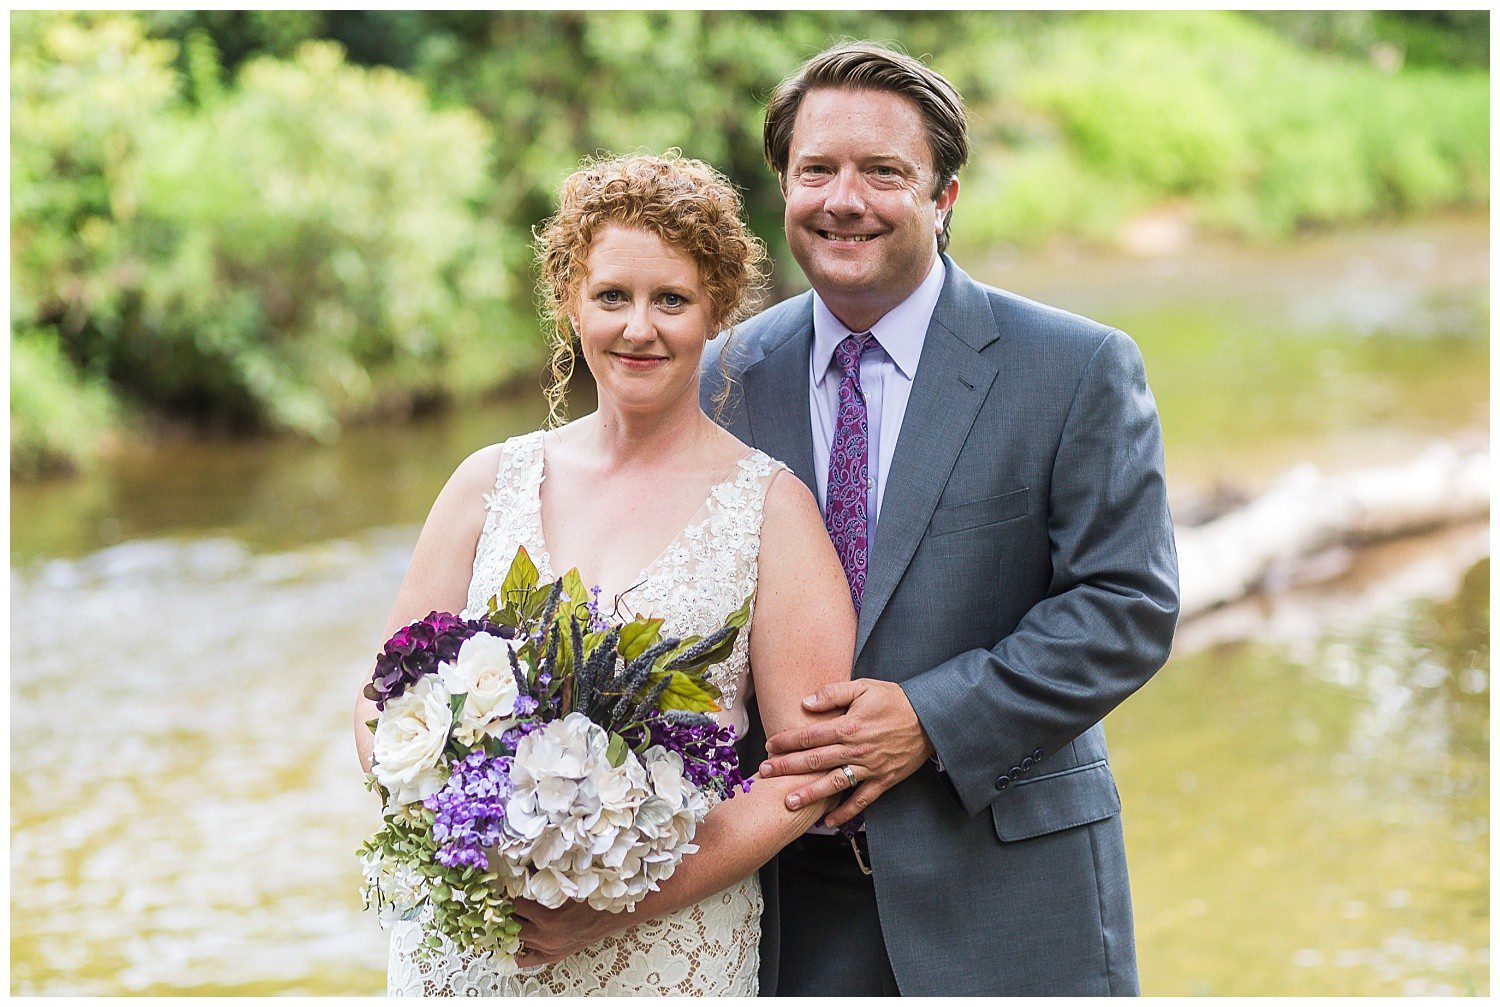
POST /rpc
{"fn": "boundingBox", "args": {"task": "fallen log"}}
[1175,441,1489,619]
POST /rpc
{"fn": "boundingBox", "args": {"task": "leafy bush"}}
[13,14,533,476]
[10,329,117,477]
[126,42,529,438]
[956,11,1488,248]
[10,11,1490,477]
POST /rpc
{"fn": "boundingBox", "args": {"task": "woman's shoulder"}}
[445,430,544,498]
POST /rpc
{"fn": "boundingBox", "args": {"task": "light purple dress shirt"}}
[809,257,946,546]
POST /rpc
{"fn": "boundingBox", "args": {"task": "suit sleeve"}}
[899,329,1180,817]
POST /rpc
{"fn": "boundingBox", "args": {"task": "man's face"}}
[782,87,958,326]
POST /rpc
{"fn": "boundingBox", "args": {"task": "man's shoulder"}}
[704,291,813,378]
[963,274,1119,357]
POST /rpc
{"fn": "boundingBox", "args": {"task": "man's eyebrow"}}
[791,151,917,165]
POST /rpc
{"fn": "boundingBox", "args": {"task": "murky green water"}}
[11,218,1488,994]
[1117,557,1489,995]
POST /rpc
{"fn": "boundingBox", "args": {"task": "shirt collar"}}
[810,256,945,383]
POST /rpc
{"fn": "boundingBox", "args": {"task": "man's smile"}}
[815,229,880,244]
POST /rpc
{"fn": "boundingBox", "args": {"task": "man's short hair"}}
[763,42,968,254]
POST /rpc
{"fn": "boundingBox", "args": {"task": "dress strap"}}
[480,430,545,536]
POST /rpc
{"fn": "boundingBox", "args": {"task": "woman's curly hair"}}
[534,152,767,426]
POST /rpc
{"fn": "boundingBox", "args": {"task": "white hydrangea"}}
[495,713,711,912]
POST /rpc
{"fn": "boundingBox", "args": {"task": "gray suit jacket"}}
[702,256,1179,995]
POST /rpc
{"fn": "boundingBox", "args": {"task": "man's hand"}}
[511,898,623,967]
[760,680,935,829]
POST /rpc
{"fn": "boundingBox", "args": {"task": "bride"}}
[353,153,857,995]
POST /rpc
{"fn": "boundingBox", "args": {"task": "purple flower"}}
[363,612,514,710]
[424,750,514,870]
[585,586,608,633]
[632,716,749,799]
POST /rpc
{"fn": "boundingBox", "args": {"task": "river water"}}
[10,218,1488,994]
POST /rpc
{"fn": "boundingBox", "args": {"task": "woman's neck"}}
[580,390,713,471]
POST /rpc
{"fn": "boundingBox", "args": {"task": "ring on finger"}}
[841,764,858,789]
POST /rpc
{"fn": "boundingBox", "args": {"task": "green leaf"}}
[724,594,753,632]
[655,670,723,714]
[364,718,378,732]
[448,691,467,719]
[618,617,664,662]
[663,595,752,674]
[501,545,539,596]
[560,568,589,604]
[605,731,629,768]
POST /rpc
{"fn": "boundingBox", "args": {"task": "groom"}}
[702,44,1179,995]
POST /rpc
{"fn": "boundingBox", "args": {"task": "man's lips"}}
[815,229,880,243]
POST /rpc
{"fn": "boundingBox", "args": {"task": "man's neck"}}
[815,258,936,335]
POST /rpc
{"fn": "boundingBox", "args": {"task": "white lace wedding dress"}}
[387,430,784,996]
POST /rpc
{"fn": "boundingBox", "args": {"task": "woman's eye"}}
[661,293,685,308]
[598,290,623,304]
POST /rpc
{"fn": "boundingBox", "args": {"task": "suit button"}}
[1021,756,1034,770]
[995,775,1010,790]
[1009,766,1024,781]
[1032,748,1044,761]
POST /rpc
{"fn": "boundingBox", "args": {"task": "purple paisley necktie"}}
[825,331,877,612]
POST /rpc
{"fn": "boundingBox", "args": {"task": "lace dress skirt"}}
[387,875,761,996]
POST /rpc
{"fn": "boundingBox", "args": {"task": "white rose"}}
[436,633,521,747]
[372,675,452,806]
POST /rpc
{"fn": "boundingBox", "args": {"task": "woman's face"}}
[570,225,716,418]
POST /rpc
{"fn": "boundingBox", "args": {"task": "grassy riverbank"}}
[11,11,1488,477]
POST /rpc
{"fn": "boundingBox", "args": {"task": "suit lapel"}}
[855,262,1001,664]
[742,298,817,491]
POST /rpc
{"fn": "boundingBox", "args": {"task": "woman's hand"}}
[510,899,627,967]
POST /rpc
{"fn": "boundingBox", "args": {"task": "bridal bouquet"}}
[358,546,751,960]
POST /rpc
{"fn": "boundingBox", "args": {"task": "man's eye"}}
[873,166,898,177]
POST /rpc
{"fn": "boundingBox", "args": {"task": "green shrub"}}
[12,14,535,470]
[124,41,530,438]
[11,329,118,477]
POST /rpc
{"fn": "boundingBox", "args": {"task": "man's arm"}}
[766,329,1179,819]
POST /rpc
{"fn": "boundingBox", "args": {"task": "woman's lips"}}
[613,352,667,371]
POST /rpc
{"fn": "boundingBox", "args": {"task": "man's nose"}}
[822,169,867,216]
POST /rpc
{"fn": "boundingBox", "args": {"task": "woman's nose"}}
[622,307,655,343]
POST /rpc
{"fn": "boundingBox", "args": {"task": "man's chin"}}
[803,261,881,296]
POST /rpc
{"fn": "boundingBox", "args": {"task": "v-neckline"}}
[530,432,756,616]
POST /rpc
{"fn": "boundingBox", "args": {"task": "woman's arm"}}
[514,469,856,963]
[354,444,501,774]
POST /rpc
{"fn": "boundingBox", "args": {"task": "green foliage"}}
[11,10,1489,477]
[10,328,118,477]
[126,42,527,438]
[12,12,533,474]
[955,11,1488,250]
